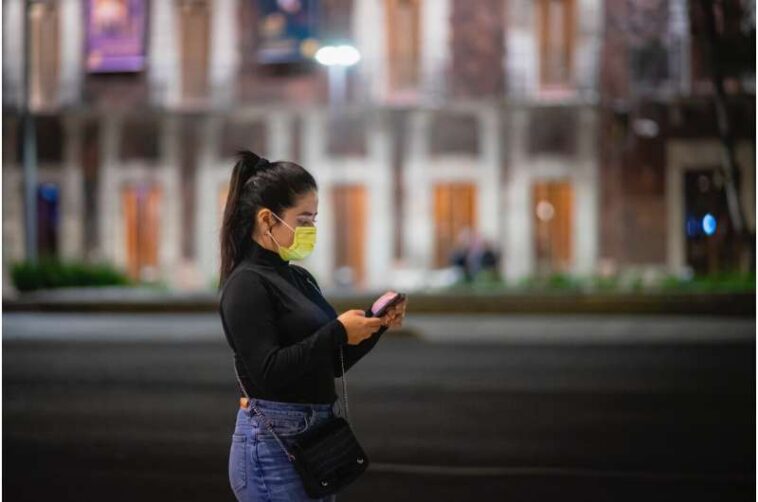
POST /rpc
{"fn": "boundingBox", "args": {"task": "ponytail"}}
[218,150,318,288]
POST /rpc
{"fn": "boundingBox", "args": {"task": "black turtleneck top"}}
[218,239,388,404]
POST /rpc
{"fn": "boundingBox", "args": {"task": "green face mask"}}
[266,212,317,261]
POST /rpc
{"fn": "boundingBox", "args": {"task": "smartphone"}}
[365,291,406,318]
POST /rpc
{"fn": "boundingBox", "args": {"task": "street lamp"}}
[314,44,361,105]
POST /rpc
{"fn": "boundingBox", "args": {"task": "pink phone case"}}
[367,291,405,317]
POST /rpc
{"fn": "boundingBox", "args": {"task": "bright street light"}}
[315,44,361,66]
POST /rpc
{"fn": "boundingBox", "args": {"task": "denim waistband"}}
[241,396,339,417]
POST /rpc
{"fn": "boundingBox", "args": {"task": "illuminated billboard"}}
[86,0,147,73]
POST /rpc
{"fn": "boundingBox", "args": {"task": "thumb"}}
[367,316,385,326]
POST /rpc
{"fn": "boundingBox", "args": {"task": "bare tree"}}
[693,0,756,272]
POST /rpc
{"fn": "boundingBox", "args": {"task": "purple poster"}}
[85,0,147,73]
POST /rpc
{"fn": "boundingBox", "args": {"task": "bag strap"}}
[232,348,348,464]
[223,264,353,463]
[231,263,353,420]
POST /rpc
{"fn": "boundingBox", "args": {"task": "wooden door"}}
[532,180,573,274]
[178,0,210,102]
[537,0,575,89]
[386,0,421,92]
[433,183,478,268]
[333,185,367,288]
[122,183,162,281]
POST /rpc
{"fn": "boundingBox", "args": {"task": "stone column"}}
[402,110,433,270]
[365,111,394,290]
[98,114,121,266]
[160,114,182,285]
[149,0,179,106]
[59,0,83,105]
[572,107,599,275]
[210,0,238,107]
[503,107,532,282]
[60,115,84,260]
[302,109,336,287]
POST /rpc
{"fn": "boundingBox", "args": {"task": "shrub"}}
[10,259,132,292]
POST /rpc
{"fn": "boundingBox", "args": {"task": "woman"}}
[217,150,407,501]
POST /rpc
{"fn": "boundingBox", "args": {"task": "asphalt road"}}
[3,313,755,501]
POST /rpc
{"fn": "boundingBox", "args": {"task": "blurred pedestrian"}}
[449,228,500,283]
[216,150,407,501]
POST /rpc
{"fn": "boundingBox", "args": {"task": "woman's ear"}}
[256,208,272,234]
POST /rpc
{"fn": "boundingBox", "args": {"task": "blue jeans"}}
[229,397,341,501]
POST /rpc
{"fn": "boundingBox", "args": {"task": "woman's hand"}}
[337,310,387,345]
[380,298,407,329]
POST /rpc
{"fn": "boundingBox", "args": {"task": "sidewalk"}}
[2,312,753,344]
[3,287,755,317]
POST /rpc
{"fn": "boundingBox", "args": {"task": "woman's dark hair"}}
[218,150,318,288]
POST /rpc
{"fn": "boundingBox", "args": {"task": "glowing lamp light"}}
[315,45,361,66]
[702,213,717,236]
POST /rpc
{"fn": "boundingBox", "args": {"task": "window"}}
[178,0,211,103]
[327,113,367,157]
[537,0,575,89]
[386,0,421,93]
[220,119,267,159]
[527,107,577,155]
[120,116,160,161]
[29,1,60,110]
[429,113,479,156]
[35,115,65,164]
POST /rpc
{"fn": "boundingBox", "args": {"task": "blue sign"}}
[256,0,320,64]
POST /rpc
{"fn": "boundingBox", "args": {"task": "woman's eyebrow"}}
[298,211,318,216]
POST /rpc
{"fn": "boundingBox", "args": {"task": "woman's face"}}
[262,190,318,250]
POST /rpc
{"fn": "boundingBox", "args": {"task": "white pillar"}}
[196,116,220,285]
[60,115,84,260]
[477,107,501,247]
[268,112,292,160]
[353,0,387,102]
[149,0,179,106]
[403,111,433,269]
[98,114,121,265]
[3,0,23,107]
[210,0,238,106]
[160,115,182,284]
[302,110,336,287]
[420,0,451,98]
[59,0,83,105]
[505,0,538,97]
[572,108,599,275]
[365,111,394,290]
[504,108,532,281]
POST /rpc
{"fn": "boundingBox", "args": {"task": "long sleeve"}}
[289,265,388,377]
[220,270,348,392]
[334,324,388,377]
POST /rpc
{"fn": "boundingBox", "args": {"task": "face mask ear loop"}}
[266,211,295,252]
[271,211,296,233]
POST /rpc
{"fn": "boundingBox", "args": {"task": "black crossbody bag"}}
[223,264,369,498]
[233,347,368,497]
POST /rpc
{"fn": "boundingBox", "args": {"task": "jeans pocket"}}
[229,433,247,492]
[257,415,309,439]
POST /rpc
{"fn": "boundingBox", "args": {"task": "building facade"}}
[2,0,753,293]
